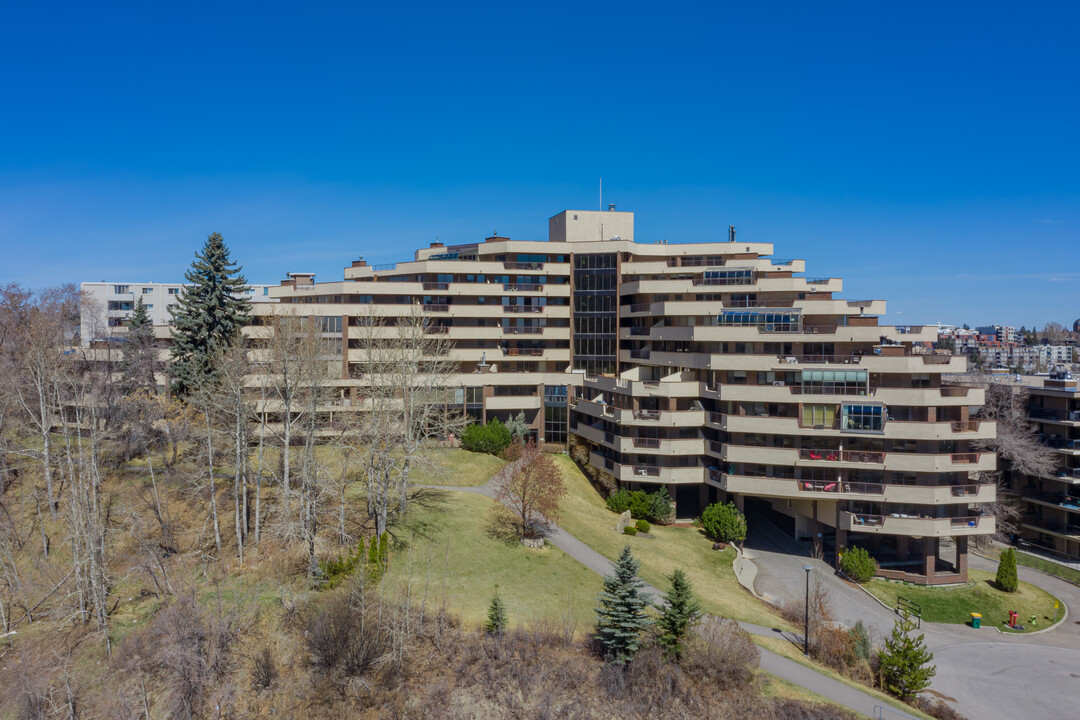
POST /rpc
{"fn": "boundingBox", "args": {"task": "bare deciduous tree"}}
[491,440,567,539]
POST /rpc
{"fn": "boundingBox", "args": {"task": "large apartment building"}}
[252,208,996,585]
[1008,373,1080,559]
[80,280,277,346]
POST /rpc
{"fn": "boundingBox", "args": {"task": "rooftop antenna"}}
[729,225,736,243]
[599,177,602,211]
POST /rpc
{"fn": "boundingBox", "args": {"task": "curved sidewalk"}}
[428,482,896,718]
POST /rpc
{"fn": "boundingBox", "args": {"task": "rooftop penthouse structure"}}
[253,208,996,585]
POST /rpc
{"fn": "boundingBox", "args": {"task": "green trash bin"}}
[970,612,982,629]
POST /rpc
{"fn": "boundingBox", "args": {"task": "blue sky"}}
[1,1,1077,328]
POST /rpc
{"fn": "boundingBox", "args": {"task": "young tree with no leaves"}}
[490,440,567,540]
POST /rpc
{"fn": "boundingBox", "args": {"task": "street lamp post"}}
[803,565,813,656]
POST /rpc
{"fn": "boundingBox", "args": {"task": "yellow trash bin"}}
[970,612,982,629]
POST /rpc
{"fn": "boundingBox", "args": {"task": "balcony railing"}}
[502,347,543,356]
[502,326,543,334]
[939,386,970,398]
[798,481,885,495]
[425,325,449,334]
[632,437,661,448]
[422,282,449,291]
[1029,407,1080,422]
[632,465,661,477]
[504,283,544,292]
[422,304,449,312]
[950,453,980,464]
[628,302,652,313]
[1043,437,1080,450]
[790,386,870,396]
[950,420,981,433]
[503,262,544,270]
[798,449,885,464]
[777,354,862,365]
[503,305,543,313]
[629,349,651,359]
[629,326,652,336]
[633,409,662,421]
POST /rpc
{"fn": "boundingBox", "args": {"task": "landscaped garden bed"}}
[863,569,1062,633]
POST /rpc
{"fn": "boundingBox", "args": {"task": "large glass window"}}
[702,268,754,285]
[800,369,868,395]
[801,404,837,427]
[716,311,801,332]
[841,404,885,432]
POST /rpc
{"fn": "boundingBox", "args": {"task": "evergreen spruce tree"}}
[168,232,250,396]
[657,568,701,658]
[878,617,936,700]
[594,545,652,664]
[120,296,158,395]
[995,547,1018,592]
[485,588,507,636]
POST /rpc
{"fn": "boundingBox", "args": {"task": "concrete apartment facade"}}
[80,280,277,346]
[1009,374,1080,560]
[250,208,996,585]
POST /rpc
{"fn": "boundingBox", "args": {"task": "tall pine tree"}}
[120,296,158,395]
[169,232,250,396]
[594,545,652,664]
[878,617,936,700]
[657,568,701,658]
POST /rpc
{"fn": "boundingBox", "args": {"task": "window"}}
[145,304,153,310]
[113,285,130,294]
[702,268,753,285]
[168,287,181,295]
[802,404,837,427]
[142,287,153,294]
[716,311,801,332]
[800,369,868,395]
[841,404,885,432]
[263,287,269,295]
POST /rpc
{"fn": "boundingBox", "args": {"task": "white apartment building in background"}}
[80,281,277,346]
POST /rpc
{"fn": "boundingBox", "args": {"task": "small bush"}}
[461,418,513,455]
[699,502,747,543]
[646,486,675,524]
[996,547,1018,593]
[850,620,871,661]
[628,490,652,520]
[635,519,651,534]
[839,547,878,583]
[606,488,633,514]
[623,526,638,536]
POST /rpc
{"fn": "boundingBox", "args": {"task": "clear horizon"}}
[2,1,1077,329]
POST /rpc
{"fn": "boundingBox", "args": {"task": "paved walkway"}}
[742,514,1080,720]
[427,481,895,718]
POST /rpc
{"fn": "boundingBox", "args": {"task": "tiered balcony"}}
[840,511,994,537]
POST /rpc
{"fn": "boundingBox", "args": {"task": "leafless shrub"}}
[251,646,278,690]
[765,698,861,720]
[682,616,760,689]
[912,696,970,720]
[305,589,387,678]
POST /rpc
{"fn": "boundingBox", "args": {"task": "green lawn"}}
[552,454,788,629]
[385,490,599,629]
[863,569,1062,632]
[410,448,506,487]
[984,547,1080,586]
